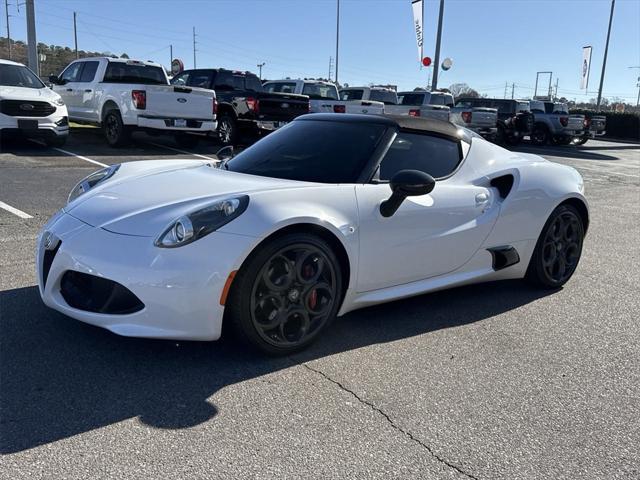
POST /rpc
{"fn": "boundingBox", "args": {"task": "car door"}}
[74,60,99,121]
[355,131,499,292]
[52,61,84,117]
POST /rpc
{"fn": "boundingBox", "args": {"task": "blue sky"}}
[4,0,640,102]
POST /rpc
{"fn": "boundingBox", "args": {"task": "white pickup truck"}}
[384,90,451,122]
[50,57,217,147]
[263,79,384,115]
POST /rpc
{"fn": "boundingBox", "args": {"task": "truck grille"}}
[259,99,309,120]
[60,270,144,315]
[0,100,57,117]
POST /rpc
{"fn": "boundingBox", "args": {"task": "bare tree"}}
[448,83,479,99]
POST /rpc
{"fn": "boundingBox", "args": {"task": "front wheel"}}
[217,114,237,146]
[103,110,131,147]
[526,204,585,288]
[226,233,343,355]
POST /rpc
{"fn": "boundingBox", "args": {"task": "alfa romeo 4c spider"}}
[37,114,587,354]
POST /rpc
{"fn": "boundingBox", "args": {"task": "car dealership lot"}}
[1,131,638,479]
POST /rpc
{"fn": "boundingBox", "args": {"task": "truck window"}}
[529,101,545,114]
[78,61,99,82]
[552,104,568,114]
[544,102,554,114]
[398,93,425,105]
[185,71,212,89]
[103,62,166,85]
[265,82,298,94]
[369,90,397,105]
[302,83,339,100]
[429,94,454,106]
[340,89,364,101]
[516,101,530,112]
[245,75,263,92]
[60,62,83,83]
[490,100,513,114]
[378,132,461,180]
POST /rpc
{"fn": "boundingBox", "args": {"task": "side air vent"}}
[487,246,520,271]
[490,174,514,199]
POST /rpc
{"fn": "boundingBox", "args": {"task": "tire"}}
[505,134,521,146]
[174,133,200,148]
[552,136,572,146]
[525,204,585,289]
[226,232,343,355]
[574,137,588,146]
[103,109,131,147]
[217,114,237,146]
[531,125,549,146]
[45,135,67,148]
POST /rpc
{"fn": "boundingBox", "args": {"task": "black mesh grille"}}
[60,271,144,315]
[0,100,57,117]
[42,242,61,288]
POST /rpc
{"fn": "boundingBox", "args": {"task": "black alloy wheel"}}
[226,233,342,355]
[217,114,236,146]
[526,204,584,288]
[531,125,549,146]
[103,110,131,147]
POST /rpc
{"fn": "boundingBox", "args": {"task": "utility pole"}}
[596,0,615,110]
[554,78,559,99]
[427,68,431,91]
[25,0,37,73]
[630,67,640,107]
[431,0,445,91]
[511,83,515,99]
[169,44,173,69]
[335,0,340,84]
[257,62,265,80]
[4,0,10,60]
[328,56,333,81]
[192,26,197,68]
[504,82,508,99]
[73,11,78,59]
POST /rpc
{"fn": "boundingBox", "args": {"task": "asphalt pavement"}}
[1,129,638,479]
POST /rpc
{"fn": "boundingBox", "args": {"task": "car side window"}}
[78,61,98,82]
[378,132,462,180]
[60,62,83,83]
[171,72,190,86]
[186,71,212,89]
[245,75,263,92]
[214,71,235,90]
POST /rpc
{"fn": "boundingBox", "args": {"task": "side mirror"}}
[48,75,60,85]
[215,145,234,160]
[380,169,435,218]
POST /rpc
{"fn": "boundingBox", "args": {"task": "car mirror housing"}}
[380,169,436,218]
[48,75,60,85]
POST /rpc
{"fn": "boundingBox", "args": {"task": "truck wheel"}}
[553,136,572,146]
[103,110,131,147]
[217,114,237,146]
[174,133,200,148]
[505,134,521,146]
[574,137,588,146]
[531,125,549,146]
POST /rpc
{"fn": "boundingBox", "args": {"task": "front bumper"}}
[36,211,256,341]
[0,112,69,138]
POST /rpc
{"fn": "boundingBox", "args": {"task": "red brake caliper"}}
[308,289,318,310]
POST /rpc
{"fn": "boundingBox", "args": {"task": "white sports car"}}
[37,114,588,354]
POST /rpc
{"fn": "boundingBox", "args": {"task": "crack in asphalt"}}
[302,363,479,480]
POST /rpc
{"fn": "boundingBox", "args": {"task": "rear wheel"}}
[103,110,131,147]
[226,233,343,355]
[531,125,549,146]
[174,133,200,148]
[217,114,237,146]
[526,204,584,288]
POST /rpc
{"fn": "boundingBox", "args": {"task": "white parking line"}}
[146,141,217,162]
[0,201,33,219]
[570,164,639,179]
[52,147,108,168]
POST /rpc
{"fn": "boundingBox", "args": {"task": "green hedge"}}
[569,109,640,140]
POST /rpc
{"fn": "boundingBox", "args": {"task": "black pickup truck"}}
[170,68,309,145]
[456,98,534,145]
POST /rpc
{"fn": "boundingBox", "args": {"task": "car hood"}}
[0,86,60,102]
[66,159,311,237]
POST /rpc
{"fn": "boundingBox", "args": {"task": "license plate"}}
[18,119,38,130]
[175,119,187,128]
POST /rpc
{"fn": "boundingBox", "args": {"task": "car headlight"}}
[67,164,120,204]
[52,97,65,106]
[155,195,249,248]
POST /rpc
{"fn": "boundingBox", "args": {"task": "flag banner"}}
[412,0,424,62]
[581,46,592,89]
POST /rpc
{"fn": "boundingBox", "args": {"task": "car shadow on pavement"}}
[0,280,554,454]
[513,144,620,161]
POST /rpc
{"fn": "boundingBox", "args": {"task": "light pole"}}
[25,0,38,73]
[596,0,615,110]
[257,62,265,80]
[629,67,640,107]
[431,0,445,91]
[335,0,340,84]
[4,0,11,59]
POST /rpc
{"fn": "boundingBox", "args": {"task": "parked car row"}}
[1,56,606,149]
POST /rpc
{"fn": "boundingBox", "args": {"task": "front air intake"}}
[60,271,144,315]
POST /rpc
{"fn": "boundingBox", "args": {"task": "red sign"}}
[422,57,432,67]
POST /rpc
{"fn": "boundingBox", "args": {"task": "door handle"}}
[84,89,92,93]
[66,88,73,92]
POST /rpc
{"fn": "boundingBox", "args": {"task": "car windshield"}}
[103,63,167,85]
[302,83,339,100]
[340,89,364,101]
[369,90,397,105]
[398,93,425,105]
[0,63,45,88]
[226,120,387,183]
